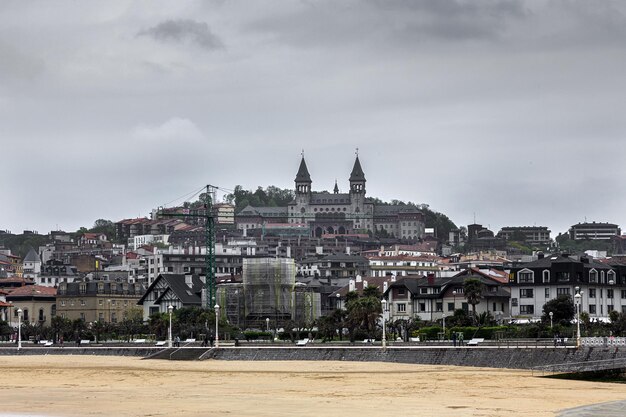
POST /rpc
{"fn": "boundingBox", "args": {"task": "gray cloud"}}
[138,19,223,50]
[247,0,528,48]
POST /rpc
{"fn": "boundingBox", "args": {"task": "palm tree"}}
[463,278,484,323]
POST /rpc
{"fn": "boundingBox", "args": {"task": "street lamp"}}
[452,290,457,312]
[17,308,23,350]
[442,313,446,340]
[574,287,582,348]
[336,293,341,309]
[266,317,270,332]
[381,299,387,351]
[167,305,173,348]
[214,304,220,348]
[549,311,553,329]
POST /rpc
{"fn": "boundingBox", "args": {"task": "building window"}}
[80,300,86,306]
[420,288,427,294]
[397,288,405,295]
[589,304,596,314]
[99,299,103,306]
[542,270,550,283]
[397,303,406,313]
[608,305,614,313]
[518,270,533,283]
[557,288,570,296]
[608,270,616,283]
[99,313,104,321]
[520,289,534,298]
[589,289,596,298]
[556,272,570,282]
[545,288,550,298]
[447,302,454,312]
[608,289,614,299]
[436,302,443,312]
[80,313,85,320]
[589,269,598,283]
[520,305,534,314]
[419,303,426,312]
[61,300,66,306]
[621,290,626,299]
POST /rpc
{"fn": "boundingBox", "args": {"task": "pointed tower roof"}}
[295,157,312,183]
[349,156,366,182]
[333,180,339,194]
[23,247,41,263]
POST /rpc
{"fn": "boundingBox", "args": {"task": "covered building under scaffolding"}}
[216,258,320,329]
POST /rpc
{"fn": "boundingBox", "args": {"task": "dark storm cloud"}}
[247,0,528,47]
[137,19,223,50]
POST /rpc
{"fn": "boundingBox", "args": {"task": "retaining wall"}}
[2,346,626,370]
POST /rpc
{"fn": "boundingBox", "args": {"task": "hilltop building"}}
[237,155,426,240]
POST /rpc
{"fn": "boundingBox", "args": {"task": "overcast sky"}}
[2,0,626,238]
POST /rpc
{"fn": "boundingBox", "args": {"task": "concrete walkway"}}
[558,400,626,416]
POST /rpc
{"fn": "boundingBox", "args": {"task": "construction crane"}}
[158,184,216,309]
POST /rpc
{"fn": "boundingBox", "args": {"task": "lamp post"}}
[266,317,270,332]
[452,290,457,312]
[574,287,581,348]
[336,293,341,309]
[381,299,387,351]
[549,311,553,329]
[214,304,220,348]
[442,313,446,341]
[17,308,23,350]
[167,305,173,348]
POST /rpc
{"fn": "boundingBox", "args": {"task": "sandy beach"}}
[0,356,625,417]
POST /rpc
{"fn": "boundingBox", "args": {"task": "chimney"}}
[356,275,362,283]
[391,274,397,282]
[537,251,544,260]
[363,279,368,288]
[427,273,435,286]
[185,274,193,288]
[349,279,356,292]
[383,281,388,293]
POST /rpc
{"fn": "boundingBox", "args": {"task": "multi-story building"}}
[569,222,621,241]
[234,155,426,240]
[367,255,440,277]
[6,285,57,327]
[298,253,370,278]
[56,280,145,323]
[384,272,510,324]
[509,253,624,319]
[22,248,42,279]
[497,226,551,246]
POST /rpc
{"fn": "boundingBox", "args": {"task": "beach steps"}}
[144,347,211,361]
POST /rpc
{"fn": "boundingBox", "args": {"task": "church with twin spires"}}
[283,155,425,240]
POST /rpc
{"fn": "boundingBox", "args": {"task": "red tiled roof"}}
[7,285,57,297]
[0,301,11,307]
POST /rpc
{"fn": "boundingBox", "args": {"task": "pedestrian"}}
[60,336,64,348]
[452,332,457,347]
[209,334,215,347]
[202,334,208,347]
[174,336,180,347]
[553,334,558,348]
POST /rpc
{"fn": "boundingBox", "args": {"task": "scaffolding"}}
[217,258,322,329]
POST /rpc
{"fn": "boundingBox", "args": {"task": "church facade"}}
[286,156,425,240]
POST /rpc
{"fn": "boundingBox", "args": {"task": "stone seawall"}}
[212,346,626,370]
[2,346,626,370]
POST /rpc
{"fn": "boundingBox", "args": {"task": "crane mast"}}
[158,184,216,310]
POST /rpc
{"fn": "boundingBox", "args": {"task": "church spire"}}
[295,156,312,183]
[349,154,366,194]
[334,179,339,194]
[295,154,312,195]
[349,155,366,182]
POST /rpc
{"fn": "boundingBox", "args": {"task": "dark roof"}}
[295,157,312,183]
[386,274,507,299]
[23,248,40,263]
[310,193,351,204]
[349,156,365,182]
[515,253,613,270]
[140,274,204,306]
[373,205,421,216]
[236,205,288,217]
[60,280,144,296]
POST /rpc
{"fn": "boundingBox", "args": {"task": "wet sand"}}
[1,356,625,416]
